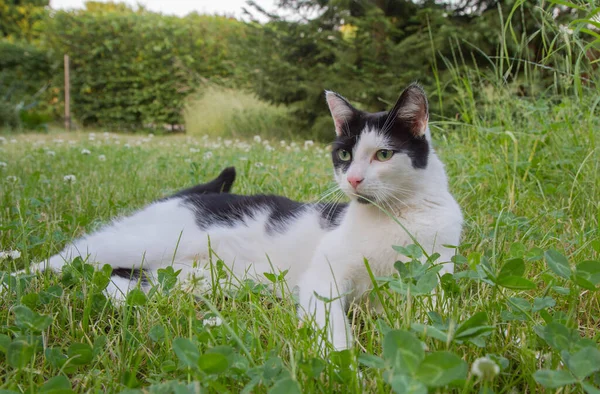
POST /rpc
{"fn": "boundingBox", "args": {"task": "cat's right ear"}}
[325,91,356,136]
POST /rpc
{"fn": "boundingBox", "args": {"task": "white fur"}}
[298,125,462,350]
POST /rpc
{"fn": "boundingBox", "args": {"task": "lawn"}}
[0,107,599,393]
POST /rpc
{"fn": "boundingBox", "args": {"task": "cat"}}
[7,83,462,352]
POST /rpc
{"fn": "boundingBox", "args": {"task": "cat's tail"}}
[171,166,236,197]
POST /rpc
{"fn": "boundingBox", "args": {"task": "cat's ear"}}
[325,91,356,136]
[390,83,429,137]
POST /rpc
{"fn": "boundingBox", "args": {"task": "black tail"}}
[171,167,236,198]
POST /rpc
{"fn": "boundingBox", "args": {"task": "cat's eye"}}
[337,149,352,161]
[375,149,394,161]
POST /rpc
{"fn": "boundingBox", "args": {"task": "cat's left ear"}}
[390,83,429,137]
[325,91,357,136]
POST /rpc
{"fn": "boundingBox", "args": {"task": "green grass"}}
[184,86,294,141]
[0,92,598,393]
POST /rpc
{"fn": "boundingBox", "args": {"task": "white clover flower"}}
[89,132,96,137]
[280,140,287,146]
[98,155,106,161]
[123,143,130,148]
[148,133,154,138]
[190,147,200,153]
[6,175,17,182]
[0,136,6,144]
[184,158,192,163]
[471,357,500,379]
[10,139,16,144]
[265,145,274,152]
[53,138,64,144]
[202,316,223,327]
[103,132,109,137]
[559,24,574,35]
[0,162,6,168]
[224,140,232,147]
[253,135,262,143]
[0,250,21,260]
[63,174,76,183]
[254,162,264,168]
[46,151,56,156]
[204,152,213,159]
[81,149,91,155]
[304,140,314,148]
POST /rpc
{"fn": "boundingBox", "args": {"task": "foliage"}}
[39,9,246,129]
[0,64,598,389]
[184,86,295,140]
[0,0,48,40]
[243,0,597,134]
[0,39,53,131]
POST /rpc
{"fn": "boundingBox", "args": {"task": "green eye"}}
[337,149,352,161]
[375,149,394,161]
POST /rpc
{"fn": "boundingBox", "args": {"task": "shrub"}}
[184,86,296,140]
[41,10,247,129]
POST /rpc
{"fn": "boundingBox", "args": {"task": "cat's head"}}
[325,83,431,205]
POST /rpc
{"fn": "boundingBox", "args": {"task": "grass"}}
[1,1,600,392]
[0,92,598,392]
[184,86,294,141]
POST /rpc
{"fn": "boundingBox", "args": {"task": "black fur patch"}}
[316,202,348,229]
[171,167,236,199]
[112,267,148,284]
[182,193,348,234]
[331,109,429,170]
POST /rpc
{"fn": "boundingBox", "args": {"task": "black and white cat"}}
[13,84,462,351]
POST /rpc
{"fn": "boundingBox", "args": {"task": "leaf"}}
[496,276,536,290]
[7,340,33,368]
[543,322,572,352]
[39,375,74,393]
[577,261,600,285]
[582,382,600,394]
[389,374,428,394]
[414,351,467,387]
[67,343,93,366]
[565,347,600,380]
[45,347,67,369]
[268,378,302,394]
[455,312,488,339]
[414,271,438,294]
[383,330,425,374]
[545,250,571,279]
[13,305,53,333]
[533,297,556,312]
[358,354,385,369]
[0,334,11,354]
[533,369,577,388]
[198,353,229,374]
[498,258,525,278]
[172,338,199,369]
[393,244,422,259]
[126,289,147,306]
[149,324,166,343]
[411,323,449,342]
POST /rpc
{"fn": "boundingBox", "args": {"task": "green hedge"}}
[0,40,53,130]
[42,11,246,128]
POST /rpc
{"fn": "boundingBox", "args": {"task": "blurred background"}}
[0,0,598,140]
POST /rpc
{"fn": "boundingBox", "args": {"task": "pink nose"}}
[348,176,364,189]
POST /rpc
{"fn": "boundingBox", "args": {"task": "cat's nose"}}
[348,176,364,190]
